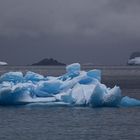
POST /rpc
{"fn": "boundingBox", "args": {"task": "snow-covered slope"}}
[128,57,140,65]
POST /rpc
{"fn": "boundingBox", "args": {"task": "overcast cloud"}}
[0,0,140,65]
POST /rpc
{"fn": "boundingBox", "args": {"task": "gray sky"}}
[0,0,140,65]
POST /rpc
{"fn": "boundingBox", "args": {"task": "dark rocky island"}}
[127,52,140,65]
[32,58,66,66]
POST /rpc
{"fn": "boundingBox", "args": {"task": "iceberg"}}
[0,72,23,83]
[0,61,8,66]
[0,63,140,107]
[120,96,140,107]
[24,71,45,82]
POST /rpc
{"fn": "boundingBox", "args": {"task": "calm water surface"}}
[0,65,140,140]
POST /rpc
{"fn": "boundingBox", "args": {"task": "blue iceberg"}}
[0,63,140,107]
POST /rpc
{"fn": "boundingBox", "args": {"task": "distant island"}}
[32,58,66,66]
[127,52,140,65]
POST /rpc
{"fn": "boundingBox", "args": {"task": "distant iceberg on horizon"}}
[0,61,8,66]
[0,63,140,107]
[128,52,140,65]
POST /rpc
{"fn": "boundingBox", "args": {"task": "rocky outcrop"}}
[32,58,65,66]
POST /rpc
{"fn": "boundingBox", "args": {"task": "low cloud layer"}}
[0,0,140,65]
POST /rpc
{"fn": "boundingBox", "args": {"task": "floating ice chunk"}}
[60,71,87,90]
[0,82,56,105]
[70,84,86,105]
[66,63,81,76]
[0,63,140,108]
[55,84,96,106]
[54,89,72,102]
[79,72,99,84]
[0,86,14,105]
[89,84,105,107]
[103,86,122,107]
[70,84,96,105]
[120,96,140,107]
[36,80,63,95]
[81,84,97,104]
[0,72,23,83]
[59,63,82,81]
[33,89,52,97]
[79,77,93,84]
[0,83,34,105]
[0,81,14,89]
[24,71,44,82]
[90,84,121,107]
[87,70,101,81]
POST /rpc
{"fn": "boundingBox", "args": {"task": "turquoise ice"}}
[0,63,140,107]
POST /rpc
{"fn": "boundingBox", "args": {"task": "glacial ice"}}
[0,63,140,107]
[0,72,23,83]
[120,96,140,107]
[24,71,45,82]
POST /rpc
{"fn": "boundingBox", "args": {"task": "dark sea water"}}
[0,65,140,140]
